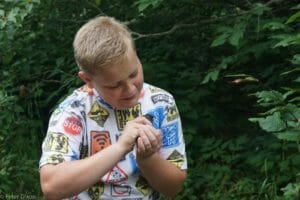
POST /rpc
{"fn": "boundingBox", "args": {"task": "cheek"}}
[99,88,119,100]
[135,72,144,87]
[108,90,121,99]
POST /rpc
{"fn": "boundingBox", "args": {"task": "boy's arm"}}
[40,143,127,200]
[40,117,149,200]
[137,153,187,198]
[136,126,187,198]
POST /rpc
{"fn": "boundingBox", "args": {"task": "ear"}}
[78,71,94,88]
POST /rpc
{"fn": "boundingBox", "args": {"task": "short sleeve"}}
[146,90,188,170]
[39,107,85,168]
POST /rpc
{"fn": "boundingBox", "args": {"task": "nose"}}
[123,80,136,94]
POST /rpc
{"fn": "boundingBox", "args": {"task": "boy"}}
[39,16,187,200]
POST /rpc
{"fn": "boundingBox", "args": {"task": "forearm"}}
[137,153,187,197]
[40,143,127,200]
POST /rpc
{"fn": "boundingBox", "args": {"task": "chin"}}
[117,100,139,109]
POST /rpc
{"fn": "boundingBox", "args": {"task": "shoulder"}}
[143,83,175,105]
[57,85,94,111]
[49,85,95,124]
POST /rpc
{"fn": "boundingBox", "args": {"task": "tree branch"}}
[130,0,286,40]
[85,0,106,15]
[132,23,198,40]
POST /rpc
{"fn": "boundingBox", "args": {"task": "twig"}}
[245,0,253,6]
[130,0,286,40]
[266,0,284,6]
[132,23,198,40]
[85,0,106,15]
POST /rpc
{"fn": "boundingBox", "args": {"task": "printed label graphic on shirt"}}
[105,165,128,184]
[49,108,64,127]
[70,149,79,161]
[161,122,179,148]
[63,116,82,135]
[166,104,179,122]
[129,153,139,174]
[79,144,88,159]
[59,99,83,109]
[146,107,165,129]
[88,101,109,127]
[167,150,184,168]
[44,132,68,153]
[151,94,174,105]
[52,108,62,116]
[136,176,152,196]
[49,120,58,127]
[149,191,160,200]
[115,133,126,161]
[91,131,111,155]
[47,154,65,164]
[97,96,113,109]
[88,182,104,200]
[111,183,131,197]
[149,86,165,93]
[115,103,142,130]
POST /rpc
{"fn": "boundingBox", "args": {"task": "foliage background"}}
[1,0,300,199]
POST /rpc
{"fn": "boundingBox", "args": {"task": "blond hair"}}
[73,16,134,75]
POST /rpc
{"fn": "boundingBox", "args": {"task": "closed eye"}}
[129,70,138,78]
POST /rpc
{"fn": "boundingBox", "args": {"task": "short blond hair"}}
[73,16,134,75]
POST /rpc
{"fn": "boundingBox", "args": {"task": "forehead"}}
[95,49,140,85]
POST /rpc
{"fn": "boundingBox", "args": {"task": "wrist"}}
[113,142,130,156]
[136,152,158,163]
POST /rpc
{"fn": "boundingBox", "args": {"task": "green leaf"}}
[225,73,249,77]
[0,19,6,29]
[217,55,237,69]
[252,3,271,16]
[291,54,300,65]
[95,0,101,6]
[282,91,295,100]
[289,96,300,103]
[273,131,300,141]
[294,77,300,82]
[135,0,163,12]
[211,32,229,47]
[272,34,297,48]
[252,90,284,107]
[7,7,20,23]
[201,70,220,84]
[281,67,300,75]
[244,76,259,82]
[228,23,246,46]
[286,11,300,24]
[291,4,300,10]
[257,112,286,132]
[262,21,286,31]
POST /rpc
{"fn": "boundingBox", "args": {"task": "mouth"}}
[122,92,138,100]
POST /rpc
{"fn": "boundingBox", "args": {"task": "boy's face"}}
[83,48,144,109]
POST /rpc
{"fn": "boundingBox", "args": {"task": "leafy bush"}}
[1,0,300,199]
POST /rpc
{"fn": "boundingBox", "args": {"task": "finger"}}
[144,125,156,142]
[133,116,152,126]
[140,125,157,145]
[156,130,162,143]
[145,125,161,142]
[137,137,145,153]
[151,128,162,151]
[139,129,152,150]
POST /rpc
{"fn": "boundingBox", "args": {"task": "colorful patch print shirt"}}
[39,83,187,200]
